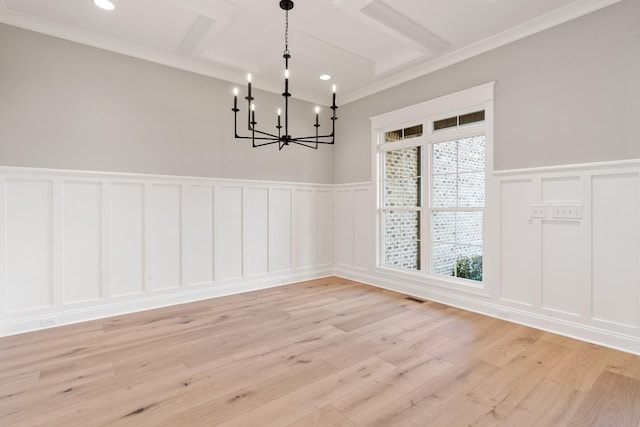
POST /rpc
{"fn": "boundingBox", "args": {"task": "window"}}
[373,83,493,288]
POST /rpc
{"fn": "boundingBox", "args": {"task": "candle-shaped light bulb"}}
[277,108,281,127]
[251,103,255,124]
[284,69,289,95]
[332,84,337,108]
[233,87,238,109]
[247,73,252,83]
[315,106,320,126]
[247,73,252,99]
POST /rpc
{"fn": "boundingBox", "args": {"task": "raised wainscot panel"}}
[245,187,269,277]
[541,220,581,316]
[591,173,639,328]
[6,179,53,312]
[294,189,314,270]
[63,181,102,303]
[270,188,292,273]
[499,179,535,306]
[151,184,182,290]
[542,176,580,202]
[184,185,214,286]
[215,186,243,281]
[334,190,354,268]
[315,190,333,267]
[353,188,372,270]
[111,183,145,297]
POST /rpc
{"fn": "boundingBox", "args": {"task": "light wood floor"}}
[2,277,640,426]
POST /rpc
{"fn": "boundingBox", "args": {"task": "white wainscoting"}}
[0,167,333,336]
[334,160,640,355]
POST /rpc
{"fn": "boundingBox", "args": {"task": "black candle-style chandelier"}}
[232,0,337,150]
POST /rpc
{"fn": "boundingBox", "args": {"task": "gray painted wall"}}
[0,24,334,184]
[334,0,640,184]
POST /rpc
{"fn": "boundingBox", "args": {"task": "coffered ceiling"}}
[0,0,620,105]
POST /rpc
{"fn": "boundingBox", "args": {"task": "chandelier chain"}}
[284,10,290,56]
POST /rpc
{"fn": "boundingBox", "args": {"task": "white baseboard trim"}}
[335,268,640,356]
[0,269,333,337]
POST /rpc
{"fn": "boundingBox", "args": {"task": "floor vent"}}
[405,296,425,304]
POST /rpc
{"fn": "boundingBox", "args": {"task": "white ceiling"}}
[0,0,621,105]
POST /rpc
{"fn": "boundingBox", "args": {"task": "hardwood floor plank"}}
[359,358,499,426]
[546,341,616,392]
[466,355,545,424]
[474,324,543,367]
[0,362,116,424]
[286,405,356,427]
[494,378,587,427]
[332,353,453,425]
[568,370,640,426]
[606,350,640,380]
[428,396,495,427]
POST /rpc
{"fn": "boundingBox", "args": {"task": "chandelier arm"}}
[289,140,319,149]
[288,132,335,140]
[248,128,280,139]
[233,107,240,139]
[252,139,281,147]
[292,138,334,144]
[233,134,280,141]
[234,109,280,140]
[290,140,333,146]
[233,124,280,141]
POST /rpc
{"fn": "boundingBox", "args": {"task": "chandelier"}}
[232,0,337,150]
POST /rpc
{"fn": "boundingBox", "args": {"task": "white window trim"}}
[371,82,495,296]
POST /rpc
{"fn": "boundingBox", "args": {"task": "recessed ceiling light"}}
[93,0,115,11]
[320,74,332,81]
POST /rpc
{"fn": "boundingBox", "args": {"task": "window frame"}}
[371,82,495,295]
